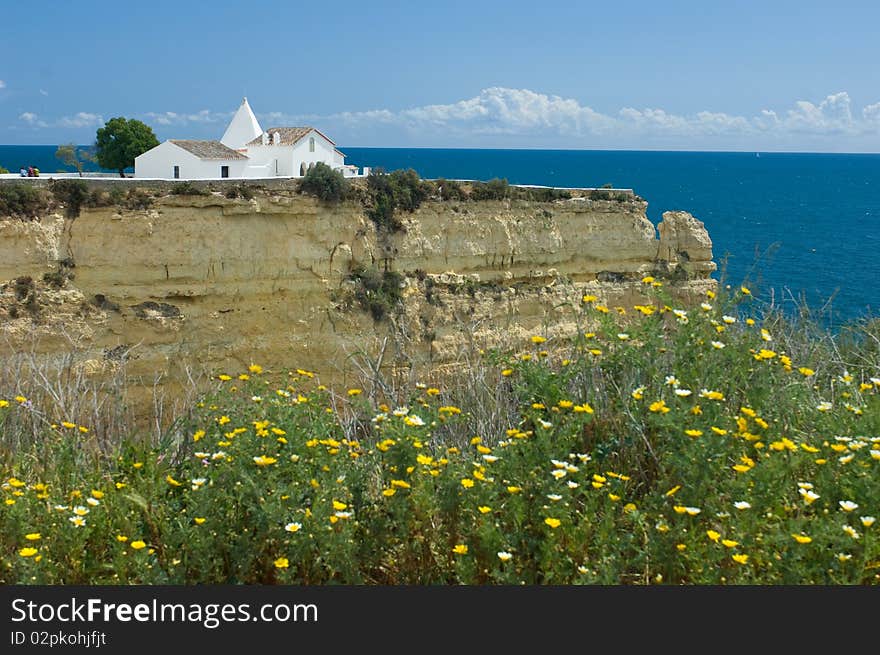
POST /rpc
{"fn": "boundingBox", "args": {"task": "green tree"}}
[94,117,159,177]
[55,143,93,177]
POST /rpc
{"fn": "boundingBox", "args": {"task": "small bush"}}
[513,186,572,202]
[364,168,429,232]
[108,186,126,206]
[348,264,403,322]
[0,184,50,219]
[51,179,90,218]
[13,276,34,301]
[124,189,154,210]
[224,184,255,200]
[170,182,208,196]
[435,178,467,201]
[469,178,510,201]
[299,162,347,203]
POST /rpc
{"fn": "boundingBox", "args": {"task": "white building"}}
[135,98,365,179]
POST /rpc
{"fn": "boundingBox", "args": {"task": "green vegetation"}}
[94,117,159,178]
[0,184,50,220]
[365,168,431,232]
[50,179,90,218]
[170,182,208,196]
[299,162,348,203]
[0,166,9,174]
[224,184,255,201]
[469,177,510,201]
[347,264,404,322]
[54,144,94,177]
[2,281,880,584]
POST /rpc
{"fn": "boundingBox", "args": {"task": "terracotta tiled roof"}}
[246,127,337,147]
[170,140,248,160]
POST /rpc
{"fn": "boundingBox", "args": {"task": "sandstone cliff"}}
[0,183,715,418]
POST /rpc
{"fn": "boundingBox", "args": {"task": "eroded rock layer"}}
[0,186,716,411]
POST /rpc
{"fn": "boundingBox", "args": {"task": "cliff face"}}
[0,186,716,410]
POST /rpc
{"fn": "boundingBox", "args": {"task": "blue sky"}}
[2,0,879,151]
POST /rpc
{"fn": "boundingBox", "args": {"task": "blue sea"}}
[3,145,879,326]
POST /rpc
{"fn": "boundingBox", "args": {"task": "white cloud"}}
[144,109,230,126]
[781,92,854,132]
[19,111,100,130]
[39,89,48,96]
[19,112,48,128]
[861,102,880,125]
[309,88,880,148]
[331,87,616,137]
[25,88,880,150]
[57,112,104,128]
[0,80,6,89]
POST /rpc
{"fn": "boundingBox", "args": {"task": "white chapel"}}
[134,98,363,179]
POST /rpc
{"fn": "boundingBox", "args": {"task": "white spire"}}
[221,97,263,149]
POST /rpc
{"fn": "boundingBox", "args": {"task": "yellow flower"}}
[501,369,513,377]
[332,500,348,511]
[253,456,277,467]
[676,543,687,551]
[732,554,749,565]
[791,533,812,544]
[452,544,468,555]
[665,485,681,497]
[649,400,670,414]
[684,429,703,438]
[721,539,739,548]
[382,488,396,497]
[582,295,598,303]
[130,540,147,550]
[478,506,492,514]
[798,367,815,377]
[707,530,721,542]
[624,503,637,512]
[460,478,475,488]
[19,547,38,557]
[390,479,411,489]
[347,388,362,397]
[116,535,128,542]
[193,430,205,442]
[531,335,547,344]
[194,517,206,525]
[274,557,290,569]
[507,486,522,494]
[61,421,76,429]
[573,403,594,414]
[218,374,232,381]
[248,363,263,374]
[544,517,562,529]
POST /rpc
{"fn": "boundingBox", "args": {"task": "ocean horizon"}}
[2,145,878,326]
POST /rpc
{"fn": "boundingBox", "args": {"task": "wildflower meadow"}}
[2,280,879,584]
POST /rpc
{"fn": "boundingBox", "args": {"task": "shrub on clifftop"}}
[299,162,348,203]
